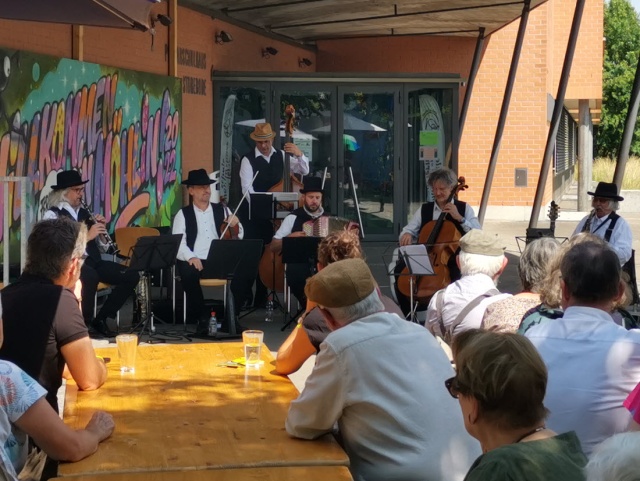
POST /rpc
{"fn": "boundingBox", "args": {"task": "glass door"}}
[338,86,401,240]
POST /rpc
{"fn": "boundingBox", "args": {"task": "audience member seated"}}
[0,218,107,412]
[425,229,510,343]
[275,230,403,375]
[0,301,114,481]
[482,237,559,332]
[524,241,640,456]
[519,233,635,334]
[285,258,480,481]
[450,329,587,481]
[586,432,640,481]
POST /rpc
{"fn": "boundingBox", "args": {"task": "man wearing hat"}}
[270,177,327,307]
[239,122,309,196]
[43,169,139,337]
[425,229,511,343]
[239,122,309,308]
[285,258,480,481]
[573,181,632,267]
[172,169,247,331]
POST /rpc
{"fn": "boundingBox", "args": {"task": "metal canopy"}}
[181,0,547,43]
[0,0,156,31]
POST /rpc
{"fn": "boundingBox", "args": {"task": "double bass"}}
[397,177,468,304]
[258,104,302,292]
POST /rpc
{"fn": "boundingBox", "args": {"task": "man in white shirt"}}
[43,170,138,337]
[525,241,640,457]
[238,122,309,308]
[172,169,245,330]
[425,229,510,343]
[286,258,480,481]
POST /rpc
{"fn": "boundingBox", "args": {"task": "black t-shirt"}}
[302,294,406,351]
[0,274,89,412]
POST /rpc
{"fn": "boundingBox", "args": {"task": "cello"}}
[397,177,468,304]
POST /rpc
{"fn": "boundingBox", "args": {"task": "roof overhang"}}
[181,0,547,45]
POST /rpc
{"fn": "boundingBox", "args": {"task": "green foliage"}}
[598,0,640,157]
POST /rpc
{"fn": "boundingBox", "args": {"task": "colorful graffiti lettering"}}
[0,50,182,252]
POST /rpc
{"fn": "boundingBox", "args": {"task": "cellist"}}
[238,122,309,308]
[394,167,480,316]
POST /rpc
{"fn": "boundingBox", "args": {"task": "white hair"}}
[586,432,640,481]
[47,188,69,209]
[325,289,384,325]
[592,198,620,212]
[459,251,505,279]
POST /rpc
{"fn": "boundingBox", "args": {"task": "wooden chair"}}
[115,227,161,265]
[183,278,227,326]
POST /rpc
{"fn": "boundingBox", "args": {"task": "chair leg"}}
[183,291,187,327]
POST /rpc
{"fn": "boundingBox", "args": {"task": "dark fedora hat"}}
[181,169,215,186]
[300,177,324,194]
[587,182,624,202]
[51,170,89,190]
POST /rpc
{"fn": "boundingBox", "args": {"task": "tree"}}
[598,0,640,157]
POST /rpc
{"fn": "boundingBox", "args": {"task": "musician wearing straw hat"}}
[172,169,249,332]
[239,122,309,196]
[238,122,310,308]
[43,170,139,337]
[271,177,327,307]
[573,182,632,267]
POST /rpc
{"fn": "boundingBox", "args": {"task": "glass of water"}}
[242,330,264,367]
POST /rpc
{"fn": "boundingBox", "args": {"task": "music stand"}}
[392,244,435,323]
[128,234,181,341]
[199,239,264,339]
[280,236,321,331]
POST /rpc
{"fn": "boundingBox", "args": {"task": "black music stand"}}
[280,236,321,331]
[391,244,435,323]
[198,238,264,339]
[128,234,181,341]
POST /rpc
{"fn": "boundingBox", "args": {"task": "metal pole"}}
[459,28,485,138]
[20,177,27,273]
[478,2,530,225]
[3,181,8,286]
[614,51,640,188]
[529,0,586,228]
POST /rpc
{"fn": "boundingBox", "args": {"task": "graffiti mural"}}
[0,48,182,257]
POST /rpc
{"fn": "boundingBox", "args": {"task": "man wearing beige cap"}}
[286,258,480,481]
[426,229,510,342]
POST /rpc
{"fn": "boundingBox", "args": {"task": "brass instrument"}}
[79,199,119,254]
[302,216,360,237]
[583,209,596,233]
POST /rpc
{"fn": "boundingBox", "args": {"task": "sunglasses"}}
[444,376,461,399]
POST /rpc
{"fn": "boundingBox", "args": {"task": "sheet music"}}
[399,244,434,276]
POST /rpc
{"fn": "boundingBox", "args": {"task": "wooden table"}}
[52,466,353,481]
[58,343,347,477]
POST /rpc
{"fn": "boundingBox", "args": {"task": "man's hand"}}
[399,233,414,246]
[442,204,464,222]
[224,215,239,227]
[87,223,107,241]
[288,231,307,238]
[283,142,303,157]
[94,214,107,224]
[188,257,204,271]
[85,411,115,442]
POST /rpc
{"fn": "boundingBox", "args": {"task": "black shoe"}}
[195,317,210,336]
[90,317,118,338]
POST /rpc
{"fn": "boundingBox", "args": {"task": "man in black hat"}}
[43,169,139,337]
[270,177,327,307]
[572,182,632,267]
[172,169,247,331]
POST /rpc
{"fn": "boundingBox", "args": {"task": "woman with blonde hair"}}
[275,230,403,375]
[449,329,587,480]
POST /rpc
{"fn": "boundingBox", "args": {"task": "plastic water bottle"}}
[208,311,218,337]
[265,296,274,322]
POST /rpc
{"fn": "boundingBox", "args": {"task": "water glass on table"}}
[243,330,264,367]
[116,334,138,373]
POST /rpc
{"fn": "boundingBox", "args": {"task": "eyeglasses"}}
[444,376,460,399]
[75,253,88,261]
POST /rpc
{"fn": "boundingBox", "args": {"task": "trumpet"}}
[80,199,119,254]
